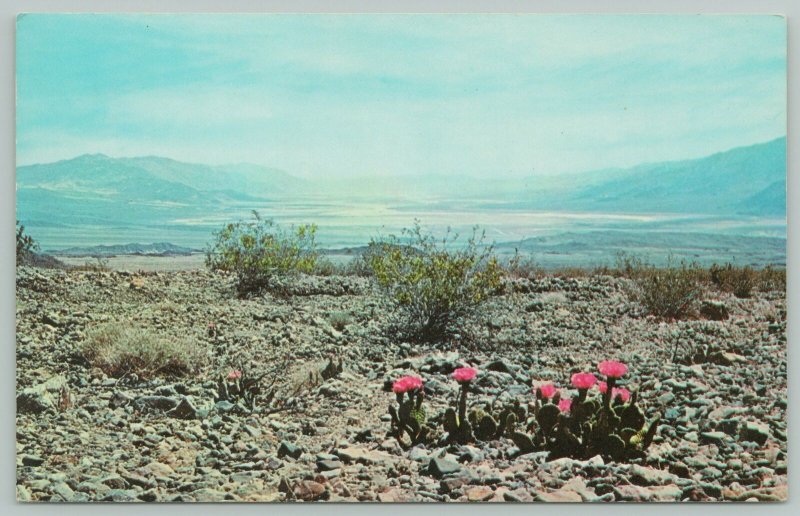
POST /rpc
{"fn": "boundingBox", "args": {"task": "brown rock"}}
[466,486,494,502]
[293,480,326,501]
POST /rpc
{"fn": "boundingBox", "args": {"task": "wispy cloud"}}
[16,14,786,176]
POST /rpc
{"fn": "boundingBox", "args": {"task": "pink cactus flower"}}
[452,367,478,384]
[227,370,242,381]
[613,387,631,403]
[571,372,597,390]
[597,381,608,394]
[538,383,557,399]
[598,360,628,379]
[558,398,572,413]
[393,375,424,394]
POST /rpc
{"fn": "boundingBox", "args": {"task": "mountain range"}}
[15,137,786,261]
[17,137,786,223]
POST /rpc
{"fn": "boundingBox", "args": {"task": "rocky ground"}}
[15,266,787,502]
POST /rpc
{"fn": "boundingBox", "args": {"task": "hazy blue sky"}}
[16,14,786,177]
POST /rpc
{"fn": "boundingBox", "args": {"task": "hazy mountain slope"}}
[562,137,786,214]
[17,153,303,203]
[734,180,786,216]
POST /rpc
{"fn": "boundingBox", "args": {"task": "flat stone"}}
[700,431,730,445]
[317,459,342,471]
[52,482,75,501]
[20,454,45,467]
[139,461,175,478]
[377,489,412,502]
[614,484,682,502]
[536,489,583,503]
[427,457,461,478]
[466,486,494,502]
[133,396,179,413]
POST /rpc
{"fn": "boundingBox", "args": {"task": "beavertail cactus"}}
[388,376,430,447]
[519,361,660,462]
[443,367,479,443]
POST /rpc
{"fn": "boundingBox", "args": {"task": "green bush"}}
[206,212,318,293]
[81,324,206,379]
[367,222,503,341]
[709,263,758,298]
[16,220,39,265]
[631,257,702,320]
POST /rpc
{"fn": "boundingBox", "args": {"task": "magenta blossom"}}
[392,375,424,394]
[571,372,598,390]
[613,387,631,403]
[227,370,242,381]
[452,367,478,384]
[558,398,572,413]
[598,360,628,379]
[537,383,557,399]
[597,381,608,394]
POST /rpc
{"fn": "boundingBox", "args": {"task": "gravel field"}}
[15,266,787,502]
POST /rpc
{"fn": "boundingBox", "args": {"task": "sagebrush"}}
[206,211,318,294]
[630,256,703,320]
[367,222,503,341]
[81,324,206,379]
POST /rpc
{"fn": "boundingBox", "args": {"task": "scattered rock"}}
[427,457,461,478]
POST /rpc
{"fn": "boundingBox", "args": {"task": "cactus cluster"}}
[469,401,525,441]
[511,362,660,461]
[388,376,432,447]
[387,359,661,463]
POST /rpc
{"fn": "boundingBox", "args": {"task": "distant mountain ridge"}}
[51,242,199,257]
[17,137,786,219]
[561,137,786,215]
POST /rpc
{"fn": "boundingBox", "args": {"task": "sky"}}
[16,14,786,178]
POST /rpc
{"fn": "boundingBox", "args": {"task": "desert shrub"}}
[327,311,352,331]
[205,211,318,294]
[16,220,39,265]
[709,263,757,298]
[367,222,503,341]
[81,324,206,379]
[614,252,647,279]
[759,265,786,292]
[630,257,703,320]
[503,250,541,279]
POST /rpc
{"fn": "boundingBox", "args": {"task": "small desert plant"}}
[443,367,478,443]
[327,311,352,331]
[205,211,318,294]
[81,324,206,379]
[367,222,503,341]
[631,256,702,319]
[709,263,757,298]
[441,366,519,443]
[16,220,39,265]
[388,375,431,447]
